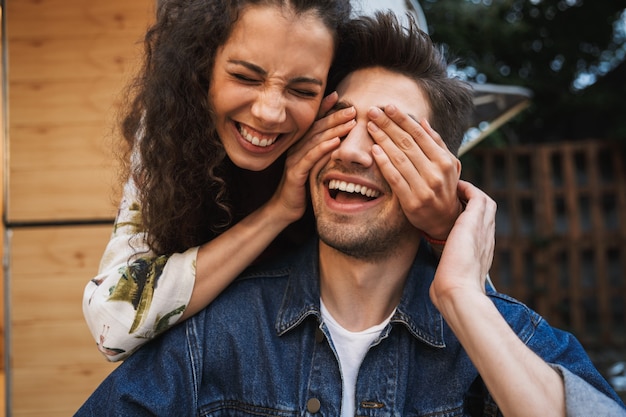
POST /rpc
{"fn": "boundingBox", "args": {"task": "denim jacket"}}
[76,240,626,416]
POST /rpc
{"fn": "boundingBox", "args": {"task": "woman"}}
[83,0,354,361]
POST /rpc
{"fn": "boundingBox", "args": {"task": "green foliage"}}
[422,0,626,144]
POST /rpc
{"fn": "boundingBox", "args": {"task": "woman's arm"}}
[83,179,197,361]
[84,177,300,361]
[430,181,566,417]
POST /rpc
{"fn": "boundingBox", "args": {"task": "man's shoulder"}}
[235,240,316,286]
[486,290,544,341]
[205,245,308,313]
[237,251,295,283]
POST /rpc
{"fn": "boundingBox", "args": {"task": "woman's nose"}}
[330,121,374,167]
[250,88,287,125]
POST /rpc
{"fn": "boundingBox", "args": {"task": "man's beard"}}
[316,214,411,262]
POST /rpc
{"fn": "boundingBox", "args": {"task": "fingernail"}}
[367,121,379,132]
[343,106,355,116]
[368,107,382,118]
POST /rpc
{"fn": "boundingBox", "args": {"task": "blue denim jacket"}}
[76,240,625,416]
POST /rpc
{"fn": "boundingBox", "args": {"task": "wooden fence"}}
[461,139,626,349]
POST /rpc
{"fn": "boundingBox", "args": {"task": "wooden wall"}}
[4,1,154,415]
[7,1,153,223]
[1,2,5,409]
[461,140,626,349]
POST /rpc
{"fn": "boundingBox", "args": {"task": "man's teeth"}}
[239,124,278,147]
[328,179,380,198]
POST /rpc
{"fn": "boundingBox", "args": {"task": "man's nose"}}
[330,120,374,167]
[250,88,287,125]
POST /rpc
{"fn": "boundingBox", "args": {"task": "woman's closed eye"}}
[289,87,319,98]
[231,72,261,84]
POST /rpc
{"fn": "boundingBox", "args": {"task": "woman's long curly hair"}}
[118,0,351,255]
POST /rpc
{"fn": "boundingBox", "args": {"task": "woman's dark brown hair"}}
[119,0,351,255]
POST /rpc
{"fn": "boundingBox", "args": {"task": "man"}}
[75,13,625,416]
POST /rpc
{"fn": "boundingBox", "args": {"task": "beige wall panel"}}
[7,144,118,221]
[1,6,5,405]
[7,0,154,39]
[9,166,118,222]
[6,0,153,223]
[9,78,126,126]
[8,124,120,222]
[10,325,119,415]
[9,226,118,417]
[13,278,99,324]
[10,226,112,275]
[9,124,117,170]
[12,321,113,370]
[13,364,117,417]
[8,37,143,82]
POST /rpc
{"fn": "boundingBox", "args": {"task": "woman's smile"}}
[236,122,280,148]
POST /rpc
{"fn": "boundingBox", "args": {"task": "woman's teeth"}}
[328,179,380,198]
[238,124,279,147]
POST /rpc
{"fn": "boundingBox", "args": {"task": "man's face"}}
[310,67,430,260]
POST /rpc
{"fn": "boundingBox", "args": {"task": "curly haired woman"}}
[83,0,354,361]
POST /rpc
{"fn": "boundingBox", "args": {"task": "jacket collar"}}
[275,239,445,348]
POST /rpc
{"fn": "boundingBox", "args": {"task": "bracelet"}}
[422,232,446,246]
[422,200,465,247]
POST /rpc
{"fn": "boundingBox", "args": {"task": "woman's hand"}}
[429,180,496,307]
[366,104,463,240]
[268,92,355,223]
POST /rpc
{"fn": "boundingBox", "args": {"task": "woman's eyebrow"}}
[229,59,266,76]
[228,59,322,85]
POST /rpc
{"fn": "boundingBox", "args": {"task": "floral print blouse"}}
[82,179,196,361]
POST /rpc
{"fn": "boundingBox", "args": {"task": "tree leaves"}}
[423,0,626,143]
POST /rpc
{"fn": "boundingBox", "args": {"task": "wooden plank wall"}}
[7,0,153,222]
[4,0,154,415]
[461,140,626,349]
[9,226,118,417]
[1,3,5,409]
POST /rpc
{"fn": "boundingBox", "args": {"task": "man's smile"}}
[327,179,381,203]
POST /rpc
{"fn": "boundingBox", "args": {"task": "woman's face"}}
[209,5,335,171]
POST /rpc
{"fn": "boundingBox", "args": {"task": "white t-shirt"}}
[320,300,395,417]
